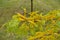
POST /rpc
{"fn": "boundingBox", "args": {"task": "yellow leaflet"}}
[23,8,27,16]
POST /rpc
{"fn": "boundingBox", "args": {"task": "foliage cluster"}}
[0,9,60,40]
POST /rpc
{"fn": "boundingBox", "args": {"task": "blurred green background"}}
[0,0,60,26]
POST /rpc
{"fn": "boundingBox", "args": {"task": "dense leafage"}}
[1,9,60,40]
